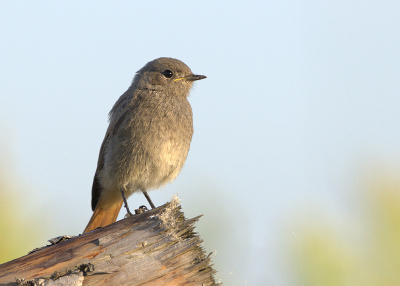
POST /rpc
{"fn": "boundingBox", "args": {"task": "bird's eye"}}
[162,70,173,78]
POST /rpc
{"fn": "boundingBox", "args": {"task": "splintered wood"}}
[0,198,218,285]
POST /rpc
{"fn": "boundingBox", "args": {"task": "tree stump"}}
[0,197,218,285]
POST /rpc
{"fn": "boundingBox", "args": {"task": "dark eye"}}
[162,70,173,78]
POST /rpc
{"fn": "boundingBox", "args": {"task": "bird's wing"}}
[91,109,130,210]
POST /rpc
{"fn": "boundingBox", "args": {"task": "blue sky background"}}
[1,1,400,285]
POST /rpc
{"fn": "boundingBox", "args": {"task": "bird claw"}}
[135,205,149,214]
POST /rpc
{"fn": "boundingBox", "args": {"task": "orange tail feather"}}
[83,201,123,233]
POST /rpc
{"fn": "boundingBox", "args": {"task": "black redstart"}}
[83,57,206,233]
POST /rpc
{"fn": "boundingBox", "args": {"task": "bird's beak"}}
[174,74,207,82]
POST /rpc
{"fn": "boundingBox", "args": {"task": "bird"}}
[83,57,206,233]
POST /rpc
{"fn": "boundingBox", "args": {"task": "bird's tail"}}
[83,201,123,233]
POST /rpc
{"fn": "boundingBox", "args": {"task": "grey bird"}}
[83,57,206,233]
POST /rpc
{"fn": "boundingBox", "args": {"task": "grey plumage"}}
[91,57,206,212]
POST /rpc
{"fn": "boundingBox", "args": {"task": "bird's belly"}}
[101,137,189,196]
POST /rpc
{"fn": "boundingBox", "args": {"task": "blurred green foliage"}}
[290,167,400,286]
[0,152,44,264]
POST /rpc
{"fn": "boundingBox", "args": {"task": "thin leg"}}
[120,188,133,216]
[142,190,155,209]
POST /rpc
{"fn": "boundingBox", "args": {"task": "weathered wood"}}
[0,199,218,286]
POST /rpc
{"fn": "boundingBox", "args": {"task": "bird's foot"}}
[134,205,149,214]
[120,188,133,217]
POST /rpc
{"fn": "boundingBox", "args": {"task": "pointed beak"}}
[174,74,207,82]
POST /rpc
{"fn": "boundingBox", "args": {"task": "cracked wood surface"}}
[0,202,218,286]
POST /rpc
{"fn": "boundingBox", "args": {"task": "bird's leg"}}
[120,188,133,216]
[142,190,156,209]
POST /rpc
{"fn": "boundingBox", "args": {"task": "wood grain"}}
[0,201,218,286]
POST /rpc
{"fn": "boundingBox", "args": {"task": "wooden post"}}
[0,198,218,285]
